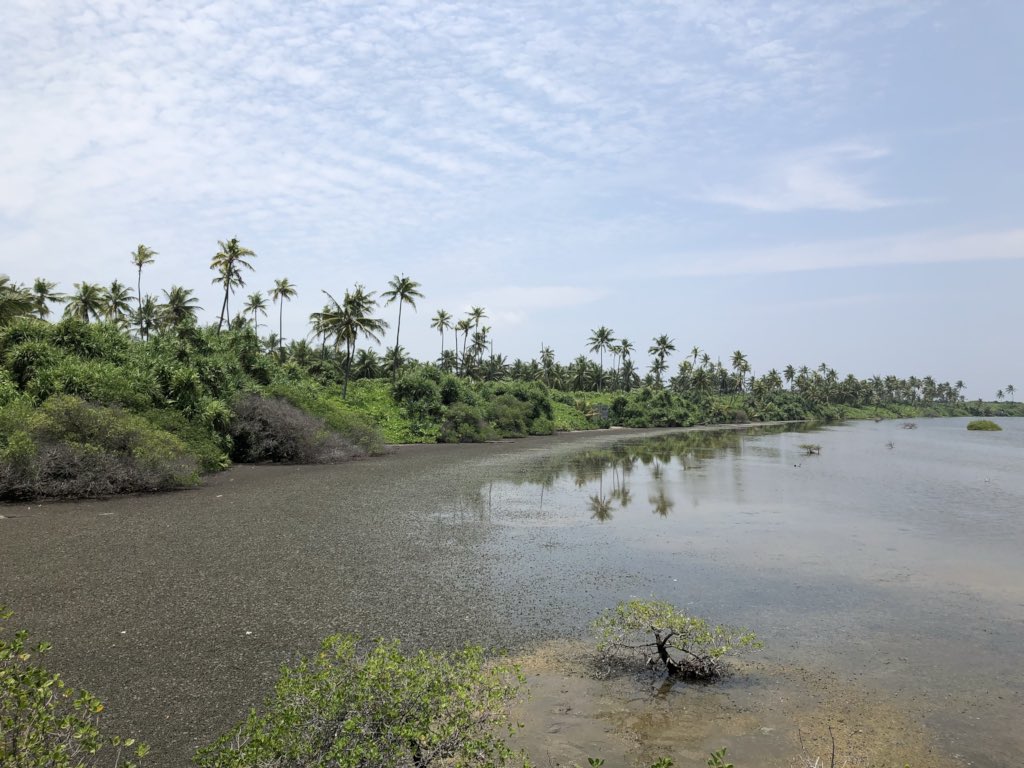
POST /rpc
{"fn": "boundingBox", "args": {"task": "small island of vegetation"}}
[966,419,1002,431]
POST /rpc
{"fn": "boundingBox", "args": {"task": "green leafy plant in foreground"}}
[593,600,761,678]
[194,636,528,768]
[0,607,148,767]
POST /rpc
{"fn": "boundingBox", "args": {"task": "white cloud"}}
[702,142,901,212]
[661,228,1024,277]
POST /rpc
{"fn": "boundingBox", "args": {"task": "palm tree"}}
[648,335,676,387]
[134,294,161,340]
[539,345,556,383]
[211,238,256,332]
[465,306,487,367]
[731,350,750,394]
[382,275,424,382]
[30,278,64,319]
[270,278,298,359]
[587,326,615,388]
[243,291,268,333]
[430,309,452,359]
[996,389,1004,402]
[64,282,106,322]
[130,244,156,315]
[455,318,473,375]
[1006,384,1016,404]
[161,286,202,326]
[320,286,388,398]
[0,275,34,325]
[104,280,134,326]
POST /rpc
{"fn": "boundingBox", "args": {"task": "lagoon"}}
[1,419,1022,766]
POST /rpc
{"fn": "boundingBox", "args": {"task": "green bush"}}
[967,419,1002,431]
[0,606,149,767]
[439,402,495,443]
[0,396,199,500]
[593,599,762,678]
[194,636,526,768]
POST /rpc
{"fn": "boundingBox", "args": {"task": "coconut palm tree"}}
[30,278,64,319]
[243,291,268,333]
[382,274,424,382]
[455,318,473,375]
[130,244,156,315]
[270,278,297,359]
[161,285,202,326]
[1006,384,1016,404]
[430,309,452,359]
[103,280,135,326]
[211,238,256,332]
[134,294,161,340]
[648,335,675,387]
[0,275,34,325]
[320,286,388,398]
[731,350,750,394]
[64,282,106,322]
[587,326,615,388]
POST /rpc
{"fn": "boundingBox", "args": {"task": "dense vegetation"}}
[3,604,761,768]
[1,247,1020,501]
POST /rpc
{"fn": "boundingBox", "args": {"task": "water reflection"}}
[492,425,806,525]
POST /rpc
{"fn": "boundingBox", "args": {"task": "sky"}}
[1,0,1022,398]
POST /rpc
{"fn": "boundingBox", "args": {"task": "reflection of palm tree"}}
[588,494,613,522]
[649,489,674,517]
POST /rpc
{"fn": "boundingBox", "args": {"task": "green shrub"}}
[392,369,442,419]
[0,606,149,767]
[0,396,199,500]
[967,419,1002,431]
[593,599,761,678]
[439,403,495,443]
[194,636,526,768]
[5,339,63,389]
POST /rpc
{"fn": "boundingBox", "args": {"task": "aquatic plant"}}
[799,443,821,455]
[966,419,1002,431]
[592,599,761,678]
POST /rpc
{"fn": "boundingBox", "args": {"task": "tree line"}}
[0,239,1014,409]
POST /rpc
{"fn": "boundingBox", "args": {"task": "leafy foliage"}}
[0,607,149,767]
[593,600,761,679]
[194,636,526,768]
[0,396,199,500]
[966,419,1001,431]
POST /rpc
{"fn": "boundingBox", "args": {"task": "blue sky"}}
[1,0,1021,398]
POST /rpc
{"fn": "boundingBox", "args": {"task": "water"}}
[1,419,1022,765]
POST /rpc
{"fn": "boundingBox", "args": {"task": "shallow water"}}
[1,419,1022,766]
